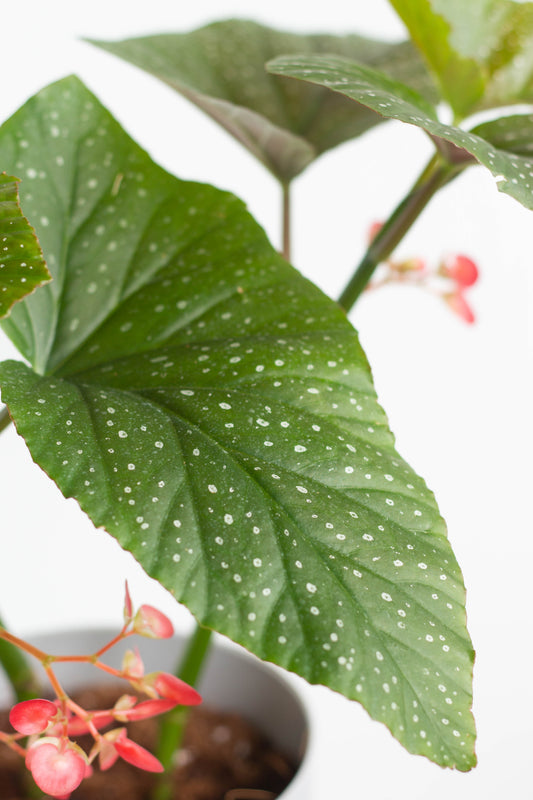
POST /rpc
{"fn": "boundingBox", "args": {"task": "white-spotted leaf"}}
[267,54,533,211]
[0,174,50,319]
[87,20,437,182]
[0,76,475,768]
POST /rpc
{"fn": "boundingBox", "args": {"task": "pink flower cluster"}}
[367,221,479,323]
[0,585,202,798]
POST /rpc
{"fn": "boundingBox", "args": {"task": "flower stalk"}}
[338,153,459,313]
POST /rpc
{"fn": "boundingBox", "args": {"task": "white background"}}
[0,2,532,798]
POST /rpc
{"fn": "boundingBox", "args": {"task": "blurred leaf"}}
[0,76,475,768]
[389,0,533,117]
[268,54,533,210]
[0,174,50,319]
[87,19,437,182]
[470,113,533,157]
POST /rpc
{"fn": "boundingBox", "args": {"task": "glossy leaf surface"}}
[268,55,533,210]
[87,19,437,182]
[0,174,49,319]
[389,0,533,117]
[0,77,475,768]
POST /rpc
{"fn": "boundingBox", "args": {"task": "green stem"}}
[0,406,12,435]
[153,624,213,800]
[0,621,40,702]
[281,182,291,262]
[337,154,456,313]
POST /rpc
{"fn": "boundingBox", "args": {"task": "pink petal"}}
[440,254,479,287]
[114,735,164,772]
[444,291,475,324]
[122,648,145,678]
[99,738,120,771]
[66,711,114,736]
[153,672,202,705]
[120,698,177,721]
[133,605,174,639]
[10,699,57,735]
[124,580,133,621]
[27,740,87,797]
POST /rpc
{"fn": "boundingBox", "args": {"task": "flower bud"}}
[444,291,475,324]
[439,254,479,287]
[133,605,174,639]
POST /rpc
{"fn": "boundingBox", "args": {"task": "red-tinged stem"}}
[0,623,40,702]
[43,665,66,700]
[0,731,27,758]
[93,627,132,658]
[91,660,124,679]
[0,628,48,663]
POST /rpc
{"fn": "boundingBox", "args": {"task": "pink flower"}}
[113,731,165,772]
[65,710,115,736]
[440,254,479,287]
[133,605,174,639]
[26,738,89,798]
[444,291,475,324]
[9,699,57,735]
[115,698,177,722]
[100,728,164,773]
[150,671,202,706]
[122,648,145,678]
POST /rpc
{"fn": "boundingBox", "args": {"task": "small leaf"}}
[87,19,437,182]
[267,54,533,210]
[389,0,533,117]
[0,174,50,319]
[0,77,475,768]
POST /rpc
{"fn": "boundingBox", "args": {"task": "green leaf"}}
[389,0,533,117]
[470,113,533,158]
[87,19,437,183]
[0,76,475,768]
[0,174,50,319]
[267,54,533,210]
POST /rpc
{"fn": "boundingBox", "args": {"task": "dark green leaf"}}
[0,174,50,319]
[470,113,533,158]
[0,76,475,768]
[389,0,533,117]
[87,19,437,182]
[267,54,533,210]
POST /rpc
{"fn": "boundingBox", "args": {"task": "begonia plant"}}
[0,0,531,796]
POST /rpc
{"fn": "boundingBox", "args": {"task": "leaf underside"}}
[87,19,437,182]
[267,54,533,211]
[0,174,50,319]
[0,76,475,769]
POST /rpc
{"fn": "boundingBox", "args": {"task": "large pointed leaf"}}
[268,54,533,211]
[0,76,475,768]
[0,174,50,319]
[389,0,533,117]
[87,19,437,183]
